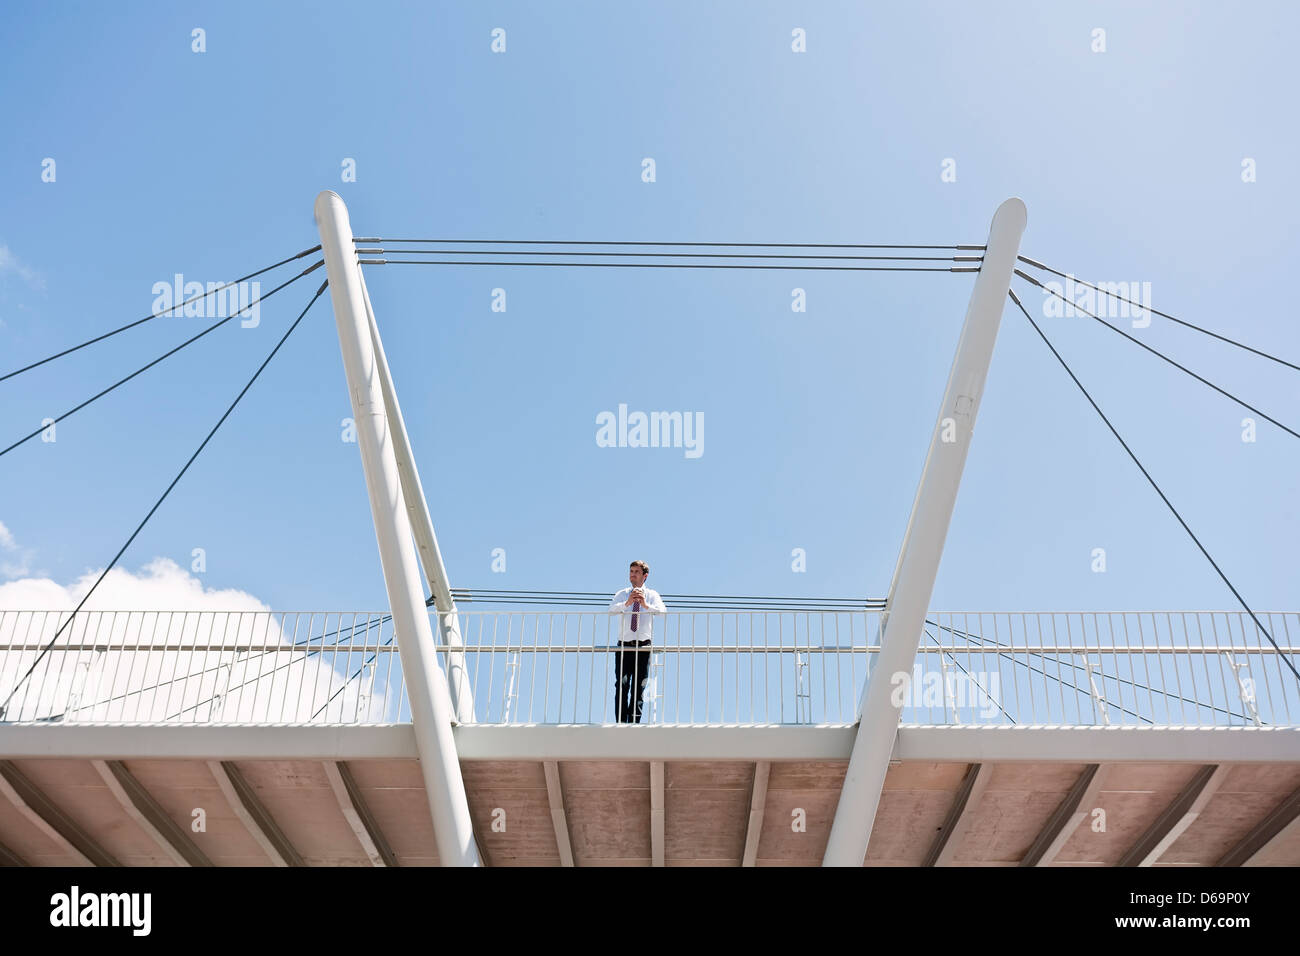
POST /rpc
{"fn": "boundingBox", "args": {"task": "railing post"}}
[1079,654,1110,725]
[503,652,520,723]
[938,650,955,723]
[795,650,810,724]
[314,191,480,866]
[209,663,230,723]
[1223,651,1261,726]
[823,198,1027,866]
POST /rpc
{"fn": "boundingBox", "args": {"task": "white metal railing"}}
[0,610,406,725]
[0,608,1295,728]
[916,611,1299,729]
[448,610,879,724]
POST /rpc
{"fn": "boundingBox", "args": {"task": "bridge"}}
[1,193,1298,867]
[1,605,1296,866]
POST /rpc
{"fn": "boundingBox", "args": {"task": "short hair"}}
[629,560,650,576]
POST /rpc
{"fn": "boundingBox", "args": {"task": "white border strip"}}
[1,723,1298,762]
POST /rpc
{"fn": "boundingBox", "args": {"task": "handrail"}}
[0,608,1293,728]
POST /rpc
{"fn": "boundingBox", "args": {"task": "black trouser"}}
[614,640,651,723]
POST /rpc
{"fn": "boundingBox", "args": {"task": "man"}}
[607,560,667,723]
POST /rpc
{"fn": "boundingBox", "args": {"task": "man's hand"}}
[626,589,645,606]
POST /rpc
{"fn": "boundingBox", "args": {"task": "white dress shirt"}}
[608,586,667,643]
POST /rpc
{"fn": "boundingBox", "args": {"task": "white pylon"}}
[315,190,480,866]
[823,198,1028,866]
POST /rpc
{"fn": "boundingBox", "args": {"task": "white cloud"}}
[0,520,35,580]
[0,556,269,612]
[0,244,45,291]
[0,560,398,724]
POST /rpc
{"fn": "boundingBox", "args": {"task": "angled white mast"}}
[357,269,474,723]
[315,190,479,866]
[823,197,1028,866]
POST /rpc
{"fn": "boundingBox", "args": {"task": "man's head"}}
[628,560,649,587]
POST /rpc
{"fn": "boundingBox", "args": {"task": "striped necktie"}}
[630,598,640,633]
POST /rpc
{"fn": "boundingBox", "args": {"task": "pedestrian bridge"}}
[6,195,1295,866]
[1,608,1297,866]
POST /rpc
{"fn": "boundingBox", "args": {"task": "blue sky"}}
[0,1,1296,616]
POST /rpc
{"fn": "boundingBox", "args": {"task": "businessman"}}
[608,560,667,723]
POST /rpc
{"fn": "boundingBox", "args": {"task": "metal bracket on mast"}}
[315,190,480,866]
[822,198,1027,866]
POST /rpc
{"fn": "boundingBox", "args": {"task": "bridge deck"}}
[2,725,1297,867]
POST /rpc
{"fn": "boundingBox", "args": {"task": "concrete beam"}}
[1219,784,1300,867]
[324,760,397,867]
[543,761,574,867]
[207,760,303,867]
[741,761,770,867]
[891,726,1300,764]
[1021,764,1106,867]
[2,724,1298,763]
[1117,764,1223,867]
[92,759,213,867]
[0,760,114,866]
[924,763,991,866]
[1138,763,1231,866]
[0,839,28,866]
[650,761,665,867]
[0,723,418,760]
[458,725,859,761]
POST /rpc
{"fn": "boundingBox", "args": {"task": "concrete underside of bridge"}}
[2,725,1298,866]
